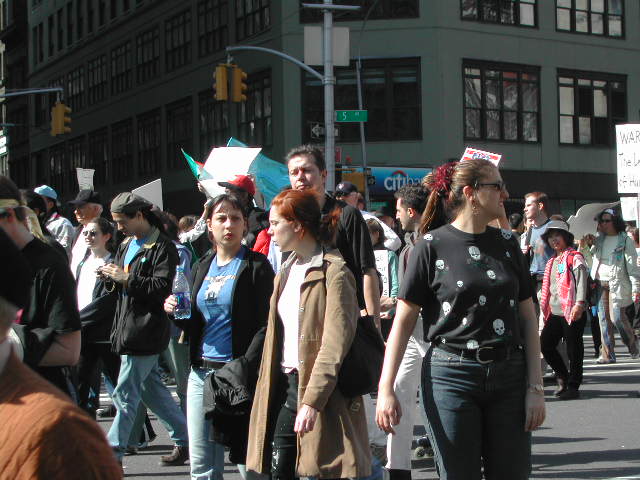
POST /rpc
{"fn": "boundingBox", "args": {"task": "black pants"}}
[540,314,586,389]
[271,371,300,480]
[77,342,121,418]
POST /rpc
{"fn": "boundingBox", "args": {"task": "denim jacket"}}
[590,232,640,308]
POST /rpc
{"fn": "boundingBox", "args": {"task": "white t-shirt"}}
[596,235,618,282]
[277,258,312,371]
[76,254,110,311]
[70,225,89,274]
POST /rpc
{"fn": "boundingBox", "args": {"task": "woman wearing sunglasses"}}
[377,159,545,479]
[74,217,120,417]
[591,209,640,364]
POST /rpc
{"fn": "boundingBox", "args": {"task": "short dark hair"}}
[285,144,326,172]
[596,210,626,234]
[207,194,248,221]
[365,218,385,248]
[509,212,523,230]
[394,184,428,213]
[544,229,574,249]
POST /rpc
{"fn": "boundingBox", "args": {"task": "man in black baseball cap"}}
[68,190,104,272]
[334,181,359,207]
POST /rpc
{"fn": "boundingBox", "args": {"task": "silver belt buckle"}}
[475,346,494,364]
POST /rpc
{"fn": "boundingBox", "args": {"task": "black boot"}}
[558,387,579,400]
[389,469,412,480]
[553,377,567,397]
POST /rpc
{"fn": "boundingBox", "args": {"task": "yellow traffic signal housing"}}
[214,64,228,101]
[231,66,247,103]
[342,171,365,193]
[50,101,72,136]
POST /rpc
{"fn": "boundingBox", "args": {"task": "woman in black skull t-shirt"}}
[376,159,545,480]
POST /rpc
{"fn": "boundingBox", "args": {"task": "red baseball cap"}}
[218,175,256,197]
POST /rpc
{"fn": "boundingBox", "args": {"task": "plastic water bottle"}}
[172,266,191,319]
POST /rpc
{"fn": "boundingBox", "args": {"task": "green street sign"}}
[335,110,368,122]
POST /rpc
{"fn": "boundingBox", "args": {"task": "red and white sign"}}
[460,147,501,166]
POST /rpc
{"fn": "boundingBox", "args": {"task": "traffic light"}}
[231,65,247,103]
[213,64,228,101]
[50,101,72,137]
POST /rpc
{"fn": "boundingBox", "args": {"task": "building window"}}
[9,107,29,145]
[49,144,69,196]
[112,119,133,183]
[303,58,421,142]
[137,109,161,176]
[167,98,193,169]
[238,70,272,146]
[67,66,85,112]
[111,41,132,95]
[199,91,229,157]
[463,60,539,143]
[77,0,84,39]
[57,8,64,50]
[68,136,87,175]
[197,0,228,57]
[33,23,44,64]
[165,9,192,72]
[124,0,130,12]
[9,155,30,188]
[136,27,159,84]
[110,0,117,20]
[558,70,626,146]
[461,0,536,27]
[99,0,106,26]
[47,15,54,57]
[88,128,108,185]
[67,3,73,45]
[300,0,419,22]
[87,0,94,33]
[88,54,107,105]
[236,0,270,40]
[556,0,623,37]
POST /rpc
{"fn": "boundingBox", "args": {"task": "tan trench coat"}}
[246,249,371,478]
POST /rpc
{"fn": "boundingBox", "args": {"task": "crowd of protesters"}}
[0,145,639,480]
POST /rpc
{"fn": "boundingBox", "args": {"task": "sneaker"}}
[553,377,568,397]
[97,405,117,418]
[160,445,189,466]
[596,356,615,364]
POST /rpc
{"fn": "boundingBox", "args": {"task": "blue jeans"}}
[107,354,188,459]
[187,367,226,480]
[421,346,531,480]
[596,283,638,361]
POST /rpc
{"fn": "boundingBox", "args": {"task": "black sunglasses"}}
[82,230,99,237]
[476,181,507,192]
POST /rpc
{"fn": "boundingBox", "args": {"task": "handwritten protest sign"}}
[615,125,640,193]
[76,168,94,190]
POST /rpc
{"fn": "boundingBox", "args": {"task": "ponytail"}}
[319,205,341,247]
[419,189,447,235]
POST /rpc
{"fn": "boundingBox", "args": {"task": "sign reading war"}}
[615,124,640,193]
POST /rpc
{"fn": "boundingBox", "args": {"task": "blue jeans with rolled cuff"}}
[421,345,531,480]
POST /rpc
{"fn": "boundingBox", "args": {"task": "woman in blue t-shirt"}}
[376,159,545,480]
[164,194,274,480]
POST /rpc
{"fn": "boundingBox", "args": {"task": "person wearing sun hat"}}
[34,185,75,257]
[218,174,269,248]
[538,220,588,400]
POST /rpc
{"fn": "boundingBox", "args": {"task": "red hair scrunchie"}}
[430,161,458,197]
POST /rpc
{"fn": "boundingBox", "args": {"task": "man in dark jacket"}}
[100,192,188,467]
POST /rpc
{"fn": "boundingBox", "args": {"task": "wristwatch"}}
[527,383,544,395]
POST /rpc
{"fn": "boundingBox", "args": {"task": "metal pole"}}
[355,58,369,208]
[323,0,336,192]
[0,87,64,98]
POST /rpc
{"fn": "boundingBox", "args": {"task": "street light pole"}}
[323,0,336,191]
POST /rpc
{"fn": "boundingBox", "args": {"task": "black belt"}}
[201,358,227,370]
[435,341,521,364]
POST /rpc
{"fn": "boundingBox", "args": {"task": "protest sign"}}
[615,124,640,193]
[460,147,501,166]
[132,178,163,211]
[76,168,95,190]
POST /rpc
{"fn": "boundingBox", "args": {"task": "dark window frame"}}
[88,54,108,105]
[462,59,541,144]
[555,0,624,38]
[88,128,109,185]
[111,40,132,95]
[136,26,159,85]
[166,97,193,169]
[460,0,538,28]
[198,90,229,157]
[137,109,161,176]
[112,118,133,183]
[197,0,228,57]
[236,0,270,41]
[165,9,192,72]
[237,69,273,147]
[300,0,419,22]
[557,68,626,147]
[67,65,86,112]
[302,57,422,143]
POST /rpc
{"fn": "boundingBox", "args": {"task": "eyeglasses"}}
[82,230,99,237]
[598,219,612,224]
[476,181,507,192]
